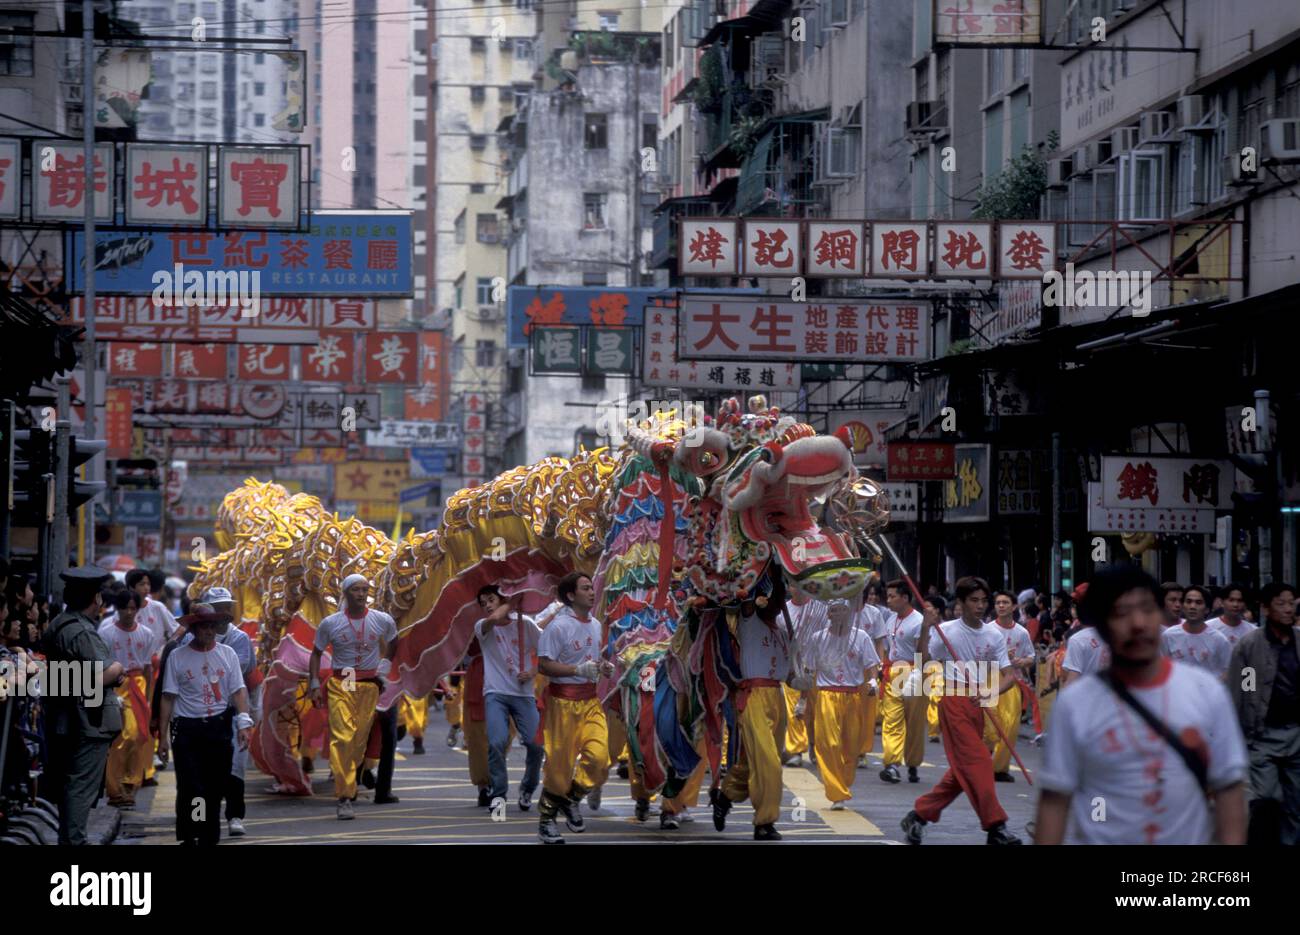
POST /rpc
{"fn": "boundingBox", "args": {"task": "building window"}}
[514,37,533,59]
[201,81,218,100]
[1117,150,1166,221]
[471,85,487,104]
[582,271,607,285]
[470,134,487,150]
[499,86,512,103]
[598,11,619,31]
[475,340,498,368]
[200,108,217,128]
[983,104,1005,179]
[254,113,265,127]
[254,82,265,96]
[0,12,35,76]
[470,183,486,194]
[476,212,500,242]
[471,36,486,53]
[454,275,465,309]
[1012,47,1029,83]
[476,277,494,305]
[986,48,1004,98]
[641,116,657,151]
[584,113,608,149]
[582,192,607,229]
[582,373,606,391]
[912,149,930,218]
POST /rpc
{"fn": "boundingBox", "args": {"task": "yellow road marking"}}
[781,766,884,836]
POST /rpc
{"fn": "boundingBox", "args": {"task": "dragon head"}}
[667,396,882,608]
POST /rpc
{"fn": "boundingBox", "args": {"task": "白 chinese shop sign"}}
[887,442,956,481]
[678,218,1054,281]
[678,296,929,364]
[1100,456,1234,512]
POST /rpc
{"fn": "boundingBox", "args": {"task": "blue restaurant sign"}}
[70,212,414,296]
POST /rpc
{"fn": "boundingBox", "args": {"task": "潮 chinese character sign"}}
[126,144,208,225]
[679,219,739,275]
[933,0,1042,45]
[641,298,800,392]
[0,137,19,219]
[1100,456,1234,512]
[218,146,301,228]
[742,220,801,276]
[888,442,956,481]
[805,221,866,277]
[943,443,990,522]
[33,143,114,221]
[679,296,930,363]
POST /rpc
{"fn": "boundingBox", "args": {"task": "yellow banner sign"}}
[334,460,409,502]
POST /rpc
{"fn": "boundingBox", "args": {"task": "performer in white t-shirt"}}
[474,584,544,814]
[1207,582,1256,649]
[1161,584,1232,680]
[1037,564,1248,845]
[1061,624,1111,687]
[989,590,1036,783]
[98,590,156,808]
[880,579,927,784]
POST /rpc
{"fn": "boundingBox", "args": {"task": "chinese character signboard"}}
[508,286,654,347]
[363,332,418,383]
[1088,482,1214,534]
[218,145,301,228]
[365,420,460,449]
[679,219,739,275]
[943,443,990,522]
[586,328,635,375]
[126,144,208,225]
[72,213,413,296]
[115,489,163,527]
[532,327,582,374]
[106,387,134,459]
[1100,456,1234,512]
[742,220,801,276]
[641,298,800,392]
[173,344,227,380]
[888,442,956,481]
[933,0,1042,46]
[880,482,919,522]
[0,137,19,219]
[828,409,905,467]
[998,222,1056,279]
[65,296,380,344]
[996,448,1043,515]
[934,222,993,279]
[679,296,929,364]
[805,221,866,277]
[404,332,446,420]
[108,343,166,378]
[33,143,114,221]
[871,222,929,279]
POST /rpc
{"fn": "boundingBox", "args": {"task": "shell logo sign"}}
[838,420,873,456]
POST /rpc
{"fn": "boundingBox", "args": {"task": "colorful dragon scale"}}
[191,396,889,795]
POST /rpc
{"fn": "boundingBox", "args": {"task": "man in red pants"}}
[901,576,1022,845]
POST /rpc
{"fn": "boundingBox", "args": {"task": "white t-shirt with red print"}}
[97,620,156,672]
[475,614,541,698]
[1039,659,1248,844]
[162,642,245,719]
[807,627,880,688]
[1062,626,1111,676]
[1207,616,1257,649]
[537,607,602,685]
[1161,623,1232,679]
[736,613,791,682]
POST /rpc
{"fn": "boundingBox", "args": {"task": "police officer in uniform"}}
[41,566,125,845]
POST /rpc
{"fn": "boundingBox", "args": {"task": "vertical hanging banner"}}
[32,142,114,221]
[405,331,446,420]
[105,387,134,459]
[218,145,302,228]
[125,144,208,226]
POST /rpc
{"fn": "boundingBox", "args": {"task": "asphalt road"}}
[115,708,1044,845]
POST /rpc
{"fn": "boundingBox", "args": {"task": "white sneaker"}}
[830,799,848,811]
[228,818,246,837]
[337,799,355,820]
[677,807,694,823]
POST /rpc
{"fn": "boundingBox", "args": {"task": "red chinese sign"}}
[642,299,800,391]
[678,219,739,275]
[218,146,301,229]
[742,220,802,276]
[108,343,166,378]
[105,387,134,459]
[872,222,929,278]
[999,222,1056,279]
[404,332,446,420]
[126,144,207,225]
[33,143,114,221]
[806,221,866,277]
[0,137,19,219]
[363,332,419,384]
[887,442,957,481]
[935,0,1041,45]
[239,344,292,380]
[679,296,929,363]
[1100,456,1234,512]
[172,343,227,380]
[934,222,993,279]
[301,331,355,382]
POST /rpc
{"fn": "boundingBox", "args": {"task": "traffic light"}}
[1061,539,1075,592]
[67,435,107,515]
[9,426,55,526]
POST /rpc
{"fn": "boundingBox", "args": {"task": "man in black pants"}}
[158,604,252,845]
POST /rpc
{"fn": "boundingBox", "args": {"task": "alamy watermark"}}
[890,652,1002,707]
[150,262,262,317]
[1042,262,1154,317]
[0,657,107,707]
[593,394,709,448]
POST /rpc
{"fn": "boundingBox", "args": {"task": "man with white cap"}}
[309,574,400,820]
[197,587,256,836]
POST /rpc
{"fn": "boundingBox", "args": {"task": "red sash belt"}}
[735,678,780,713]
[819,685,859,694]
[548,682,597,700]
[330,669,378,681]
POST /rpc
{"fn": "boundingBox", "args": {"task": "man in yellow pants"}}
[309,574,399,820]
[781,596,811,767]
[856,597,888,764]
[98,591,155,808]
[987,590,1035,782]
[807,599,880,809]
[712,596,793,841]
[880,579,928,785]
[399,693,429,755]
[536,572,613,844]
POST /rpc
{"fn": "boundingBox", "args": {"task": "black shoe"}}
[929,735,940,743]
[412,738,426,755]
[634,798,651,822]
[986,822,1022,845]
[538,818,565,844]
[477,788,491,808]
[617,761,629,779]
[559,798,585,833]
[660,811,681,830]
[901,810,926,845]
[710,788,732,832]
[397,725,407,742]
[518,787,534,812]
[753,823,782,841]
[141,776,159,787]
[360,769,377,790]
[907,766,919,783]
[879,765,901,784]
[374,793,400,804]
[301,756,314,774]
[993,771,1015,783]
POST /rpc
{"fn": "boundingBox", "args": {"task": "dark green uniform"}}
[42,609,121,845]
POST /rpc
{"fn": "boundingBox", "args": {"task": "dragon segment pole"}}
[871,535,1034,787]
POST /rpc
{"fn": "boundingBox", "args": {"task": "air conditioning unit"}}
[906,100,946,135]
[1222,152,1258,186]
[1111,126,1139,154]
[1072,146,1091,174]
[476,306,503,321]
[1139,110,1174,142]
[1260,118,1300,164]
[1047,156,1073,187]
[1176,95,1205,130]
[1086,138,1114,166]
